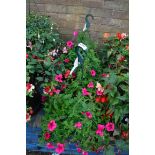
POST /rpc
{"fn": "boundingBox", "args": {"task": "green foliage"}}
[26,13,64,85]
[26,13,64,122]
[98,34,129,151]
[40,32,129,153]
[26,14,129,154]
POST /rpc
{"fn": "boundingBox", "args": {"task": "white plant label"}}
[78,43,87,51]
[83,23,87,31]
[70,57,79,75]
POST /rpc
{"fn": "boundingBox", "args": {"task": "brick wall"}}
[26,0,129,40]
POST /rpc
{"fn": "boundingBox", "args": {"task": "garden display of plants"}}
[26,13,129,155]
[26,14,64,119]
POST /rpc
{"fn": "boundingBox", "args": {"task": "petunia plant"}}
[26,13,129,154]
[39,28,129,154]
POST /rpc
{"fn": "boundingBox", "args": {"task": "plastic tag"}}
[83,23,87,31]
[70,57,79,75]
[78,43,88,51]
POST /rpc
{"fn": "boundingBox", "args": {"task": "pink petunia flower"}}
[73,31,78,37]
[49,91,54,96]
[105,122,115,132]
[66,40,74,48]
[82,88,90,96]
[46,143,54,149]
[77,148,82,153]
[55,74,63,83]
[90,69,96,77]
[121,33,127,39]
[96,90,103,96]
[98,124,105,130]
[55,143,65,154]
[85,112,92,119]
[96,129,104,137]
[96,124,105,137]
[74,122,82,129]
[44,132,51,140]
[53,88,61,94]
[48,120,57,132]
[82,151,88,155]
[87,81,94,88]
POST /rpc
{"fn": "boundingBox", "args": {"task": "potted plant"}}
[39,30,129,154]
[26,13,64,121]
[26,14,129,155]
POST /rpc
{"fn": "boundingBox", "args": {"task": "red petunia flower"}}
[119,56,126,62]
[49,91,54,96]
[61,84,67,90]
[41,96,46,103]
[117,33,122,40]
[26,83,35,92]
[43,86,51,94]
[95,97,101,103]
[64,58,70,63]
[116,32,127,40]
[121,131,129,139]
[26,53,29,59]
[100,96,108,103]
[64,70,70,79]
[32,55,39,59]
[72,72,76,78]
[102,73,110,78]
[44,132,51,140]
